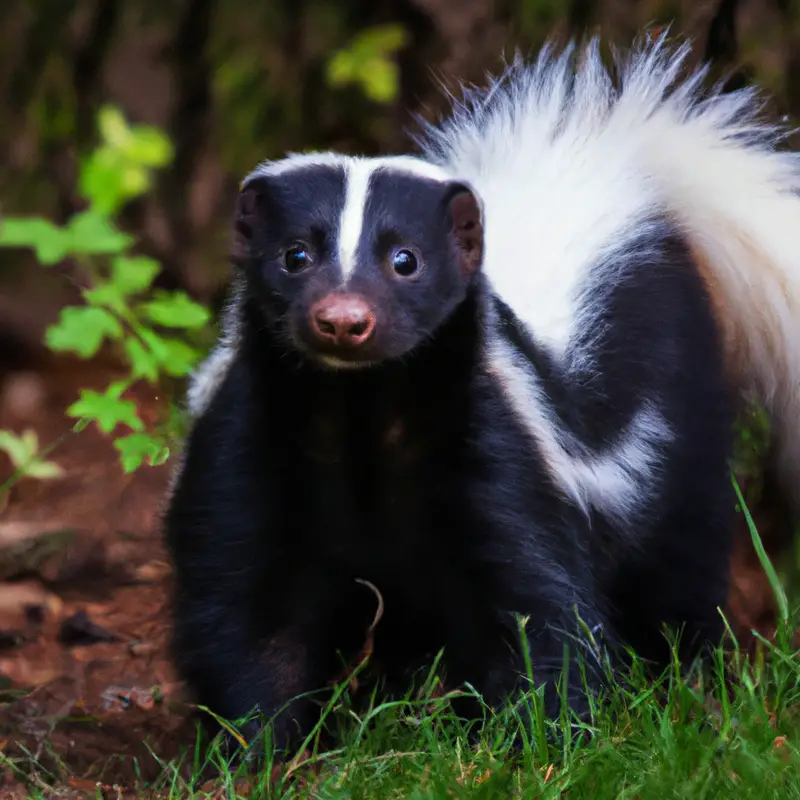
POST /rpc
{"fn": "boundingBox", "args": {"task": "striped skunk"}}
[163,33,800,753]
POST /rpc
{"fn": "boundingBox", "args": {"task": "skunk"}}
[163,33,800,753]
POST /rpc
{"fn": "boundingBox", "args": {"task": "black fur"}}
[163,162,736,754]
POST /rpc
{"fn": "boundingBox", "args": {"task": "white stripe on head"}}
[338,156,452,280]
[243,152,453,282]
[338,159,376,279]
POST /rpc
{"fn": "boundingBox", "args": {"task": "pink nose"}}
[309,294,376,348]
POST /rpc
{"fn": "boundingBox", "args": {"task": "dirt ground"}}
[0,350,200,794]
[0,343,792,795]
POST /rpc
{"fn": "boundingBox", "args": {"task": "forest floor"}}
[0,347,797,798]
[0,351,198,795]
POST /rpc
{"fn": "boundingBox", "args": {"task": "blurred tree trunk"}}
[157,0,217,289]
[4,0,800,310]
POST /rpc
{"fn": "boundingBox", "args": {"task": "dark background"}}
[3,0,800,342]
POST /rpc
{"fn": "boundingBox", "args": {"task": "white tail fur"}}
[418,32,800,508]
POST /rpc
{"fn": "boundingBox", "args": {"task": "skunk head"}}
[232,153,484,368]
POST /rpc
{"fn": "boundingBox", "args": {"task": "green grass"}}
[9,477,800,799]
[104,628,800,799]
[11,652,800,798]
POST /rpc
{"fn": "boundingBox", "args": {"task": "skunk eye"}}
[391,248,419,277]
[284,245,311,273]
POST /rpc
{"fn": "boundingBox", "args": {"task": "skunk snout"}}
[309,293,377,350]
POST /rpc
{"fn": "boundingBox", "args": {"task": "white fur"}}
[186,277,244,418]
[187,343,236,417]
[486,333,670,524]
[244,152,450,185]
[420,32,800,510]
[425,47,664,359]
[338,159,375,278]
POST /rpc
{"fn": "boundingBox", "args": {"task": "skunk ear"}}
[231,176,269,264]
[445,182,484,276]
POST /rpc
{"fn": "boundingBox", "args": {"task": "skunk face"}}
[232,154,484,368]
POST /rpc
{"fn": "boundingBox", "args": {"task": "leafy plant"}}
[0,106,210,473]
[0,430,64,482]
[326,25,408,103]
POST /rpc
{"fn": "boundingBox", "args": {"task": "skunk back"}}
[417,32,800,510]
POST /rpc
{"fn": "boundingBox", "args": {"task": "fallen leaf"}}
[0,525,76,583]
[59,609,120,646]
[475,769,492,785]
[200,778,256,798]
[772,735,791,761]
[132,561,171,583]
[68,776,104,792]
[0,655,60,688]
[274,749,313,785]
[129,641,155,657]
[100,684,158,712]
[0,520,71,548]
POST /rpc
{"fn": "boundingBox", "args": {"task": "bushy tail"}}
[418,31,800,508]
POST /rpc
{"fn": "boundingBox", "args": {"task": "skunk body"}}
[164,35,800,751]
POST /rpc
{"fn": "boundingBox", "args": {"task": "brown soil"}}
[0,347,791,796]
[0,353,199,794]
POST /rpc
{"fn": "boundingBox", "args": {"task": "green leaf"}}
[78,147,129,213]
[111,255,161,296]
[114,432,170,472]
[79,149,151,212]
[327,50,356,86]
[326,25,407,102]
[355,24,408,54]
[67,209,133,254]
[82,107,172,211]
[67,386,143,433]
[98,105,173,166]
[124,336,160,382]
[20,457,65,480]
[150,445,171,467]
[45,306,123,358]
[0,430,64,479]
[0,218,71,264]
[98,105,132,150]
[362,59,399,104]
[138,290,211,329]
[160,338,201,377]
[0,430,32,466]
[139,329,201,377]
[83,283,127,315]
[124,127,174,167]
[120,163,150,197]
